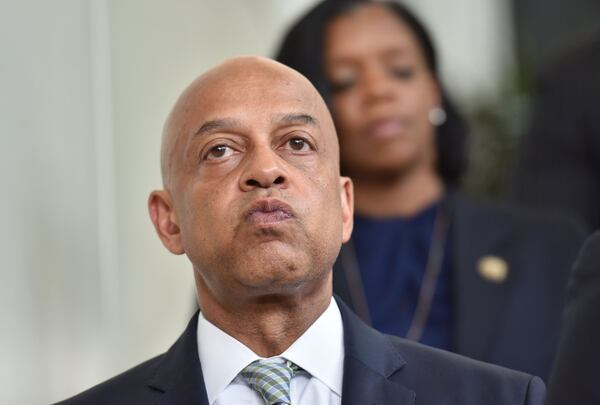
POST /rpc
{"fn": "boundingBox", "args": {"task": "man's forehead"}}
[193,74,318,115]
[181,69,324,135]
[194,113,320,138]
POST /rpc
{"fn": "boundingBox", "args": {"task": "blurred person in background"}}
[276,0,585,380]
[546,231,600,405]
[514,37,600,234]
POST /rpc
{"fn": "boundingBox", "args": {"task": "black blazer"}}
[56,298,545,405]
[546,231,600,405]
[333,193,585,380]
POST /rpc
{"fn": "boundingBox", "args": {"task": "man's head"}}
[149,56,353,308]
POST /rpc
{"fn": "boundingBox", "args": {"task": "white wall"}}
[0,1,511,403]
[403,0,516,104]
[0,0,103,403]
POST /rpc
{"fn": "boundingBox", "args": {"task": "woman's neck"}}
[353,168,444,218]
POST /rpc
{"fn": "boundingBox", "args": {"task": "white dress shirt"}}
[196,297,344,405]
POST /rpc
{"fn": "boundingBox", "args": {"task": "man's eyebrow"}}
[274,113,319,128]
[193,114,318,138]
[193,117,241,137]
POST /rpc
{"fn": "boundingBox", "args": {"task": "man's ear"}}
[339,176,354,243]
[148,190,185,255]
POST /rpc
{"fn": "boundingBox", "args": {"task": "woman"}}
[276,0,584,380]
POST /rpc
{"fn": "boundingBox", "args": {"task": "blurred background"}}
[1,0,598,403]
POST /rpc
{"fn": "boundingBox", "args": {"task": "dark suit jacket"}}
[546,231,600,405]
[515,38,600,233]
[56,298,545,405]
[333,192,585,380]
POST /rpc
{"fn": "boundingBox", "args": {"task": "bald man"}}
[56,57,545,405]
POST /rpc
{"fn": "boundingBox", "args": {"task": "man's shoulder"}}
[53,354,165,405]
[387,335,545,403]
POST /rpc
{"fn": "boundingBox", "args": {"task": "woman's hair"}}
[275,0,468,186]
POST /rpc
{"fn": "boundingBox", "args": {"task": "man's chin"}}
[228,242,332,293]
[242,237,301,260]
[235,252,313,286]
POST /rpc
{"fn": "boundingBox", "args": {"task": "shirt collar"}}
[196,297,345,404]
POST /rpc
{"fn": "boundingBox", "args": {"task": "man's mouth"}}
[245,199,295,225]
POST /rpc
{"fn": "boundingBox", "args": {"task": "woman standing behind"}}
[276,0,584,380]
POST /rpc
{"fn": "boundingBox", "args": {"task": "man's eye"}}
[287,138,312,152]
[205,145,234,160]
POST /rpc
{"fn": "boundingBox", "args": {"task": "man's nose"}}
[239,146,289,191]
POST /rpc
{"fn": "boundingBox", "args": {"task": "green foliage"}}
[460,67,535,200]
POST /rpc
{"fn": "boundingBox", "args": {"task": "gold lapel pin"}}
[477,256,509,283]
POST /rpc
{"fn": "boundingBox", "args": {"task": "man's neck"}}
[353,168,443,218]
[195,273,333,358]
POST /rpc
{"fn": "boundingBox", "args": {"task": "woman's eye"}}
[390,66,415,80]
[329,79,355,93]
[286,137,312,152]
[204,145,234,160]
[328,69,357,94]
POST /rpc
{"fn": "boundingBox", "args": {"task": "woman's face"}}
[324,4,441,179]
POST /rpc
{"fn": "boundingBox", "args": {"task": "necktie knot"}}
[240,359,300,405]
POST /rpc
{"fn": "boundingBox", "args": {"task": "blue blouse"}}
[352,203,453,350]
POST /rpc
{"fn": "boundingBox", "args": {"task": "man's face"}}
[150,59,353,303]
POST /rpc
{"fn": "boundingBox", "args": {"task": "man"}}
[56,56,544,404]
[547,231,600,405]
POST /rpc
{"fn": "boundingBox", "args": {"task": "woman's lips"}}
[366,117,406,140]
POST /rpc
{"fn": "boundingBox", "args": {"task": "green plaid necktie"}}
[241,359,300,405]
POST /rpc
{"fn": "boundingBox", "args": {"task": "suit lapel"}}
[451,194,513,361]
[149,312,210,405]
[337,299,415,405]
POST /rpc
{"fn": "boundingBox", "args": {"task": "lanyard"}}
[341,199,451,342]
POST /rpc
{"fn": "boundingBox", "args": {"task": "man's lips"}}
[245,199,295,225]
